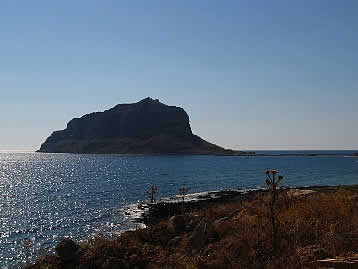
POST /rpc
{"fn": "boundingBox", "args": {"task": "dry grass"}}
[27,187,358,269]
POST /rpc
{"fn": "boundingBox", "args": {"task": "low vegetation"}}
[26,185,358,269]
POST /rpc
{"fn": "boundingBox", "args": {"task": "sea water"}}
[0,151,358,267]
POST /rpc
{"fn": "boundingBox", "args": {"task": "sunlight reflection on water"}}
[0,151,357,267]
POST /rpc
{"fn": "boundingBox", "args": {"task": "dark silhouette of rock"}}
[38,97,237,155]
[55,238,80,262]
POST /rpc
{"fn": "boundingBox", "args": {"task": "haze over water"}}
[1,151,358,267]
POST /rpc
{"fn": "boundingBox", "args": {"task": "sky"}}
[0,0,357,151]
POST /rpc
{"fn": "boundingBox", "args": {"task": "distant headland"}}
[38,98,245,155]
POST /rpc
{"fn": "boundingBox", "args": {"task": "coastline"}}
[34,149,358,157]
[6,152,358,269]
[34,152,358,158]
[26,184,358,269]
[125,184,358,226]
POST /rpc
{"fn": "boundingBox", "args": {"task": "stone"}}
[55,238,80,262]
[167,215,185,234]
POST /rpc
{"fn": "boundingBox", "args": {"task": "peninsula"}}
[38,98,238,155]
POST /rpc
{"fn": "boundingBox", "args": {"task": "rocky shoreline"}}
[26,184,358,269]
[124,185,353,228]
[123,188,266,226]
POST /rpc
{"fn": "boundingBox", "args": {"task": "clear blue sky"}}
[1,0,357,151]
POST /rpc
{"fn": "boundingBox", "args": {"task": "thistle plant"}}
[178,187,189,203]
[178,187,190,214]
[147,185,157,204]
[146,184,158,240]
[265,170,283,256]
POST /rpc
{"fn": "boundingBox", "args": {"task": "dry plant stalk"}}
[147,185,157,204]
[265,169,283,257]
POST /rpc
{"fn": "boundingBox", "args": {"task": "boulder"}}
[55,238,80,262]
[167,215,186,234]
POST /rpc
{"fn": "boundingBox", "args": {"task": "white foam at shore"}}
[120,185,318,231]
[120,187,265,228]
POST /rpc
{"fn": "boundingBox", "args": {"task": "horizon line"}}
[1,149,357,153]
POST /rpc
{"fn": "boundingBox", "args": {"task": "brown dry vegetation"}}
[26,186,358,269]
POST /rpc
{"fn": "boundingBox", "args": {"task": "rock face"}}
[38,97,234,155]
[55,238,80,262]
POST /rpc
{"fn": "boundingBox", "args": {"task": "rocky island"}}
[38,98,238,155]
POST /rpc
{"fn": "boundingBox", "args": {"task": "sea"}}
[1,151,358,268]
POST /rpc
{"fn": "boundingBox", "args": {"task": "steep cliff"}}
[38,98,234,154]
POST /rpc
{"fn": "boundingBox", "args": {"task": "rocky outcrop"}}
[38,98,236,155]
[167,215,186,234]
[55,238,80,262]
